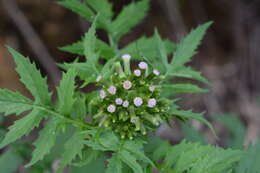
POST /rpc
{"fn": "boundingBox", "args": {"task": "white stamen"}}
[107,105,116,113]
[99,90,106,99]
[96,75,102,82]
[148,98,157,108]
[149,85,156,92]
[138,62,148,70]
[115,98,123,105]
[123,100,129,107]
[153,69,160,76]
[134,69,141,77]
[123,80,132,90]
[122,54,131,61]
[108,86,117,95]
[134,97,143,107]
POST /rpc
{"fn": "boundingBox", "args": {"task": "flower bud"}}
[134,69,141,77]
[153,69,160,76]
[115,98,123,105]
[148,98,157,108]
[107,105,116,113]
[122,54,131,75]
[123,100,129,108]
[138,62,148,70]
[99,90,106,99]
[96,75,102,82]
[123,80,132,90]
[108,86,117,95]
[149,85,156,92]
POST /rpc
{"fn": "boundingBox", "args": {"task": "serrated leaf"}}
[58,0,94,22]
[59,39,114,59]
[169,66,210,84]
[236,139,260,173]
[119,150,143,173]
[111,0,149,41]
[162,84,208,93]
[106,153,122,173]
[154,29,168,73]
[99,131,119,151]
[170,22,212,68]
[0,109,44,148]
[120,36,176,62]
[57,69,76,115]
[7,47,51,105]
[0,89,33,116]
[123,140,155,167]
[26,118,60,167]
[72,148,100,167]
[57,131,87,173]
[72,96,87,120]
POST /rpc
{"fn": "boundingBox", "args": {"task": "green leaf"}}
[72,96,87,120]
[236,139,260,173]
[119,150,143,173]
[120,35,176,62]
[170,22,212,68]
[170,107,215,136]
[58,0,94,22]
[154,29,168,73]
[123,140,155,167]
[0,148,23,173]
[111,0,149,41]
[169,67,209,84]
[98,131,119,151]
[0,109,44,148]
[106,153,122,173]
[215,114,245,149]
[181,123,206,144]
[59,39,114,59]
[7,47,51,105]
[57,131,87,173]
[0,89,33,116]
[57,69,76,115]
[26,118,60,167]
[86,0,113,22]
[162,84,208,93]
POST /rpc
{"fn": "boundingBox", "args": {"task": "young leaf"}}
[170,22,212,68]
[119,150,143,173]
[58,0,94,22]
[86,0,113,21]
[26,118,60,167]
[111,0,149,41]
[0,89,33,116]
[7,47,51,105]
[106,153,122,173]
[58,131,87,173]
[0,110,44,148]
[57,69,76,116]
[162,84,208,93]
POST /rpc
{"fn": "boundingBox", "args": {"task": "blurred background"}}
[0,0,260,172]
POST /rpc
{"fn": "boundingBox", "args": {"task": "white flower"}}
[96,75,102,82]
[134,97,143,107]
[138,62,148,70]
[153,69,160,76]
[122,100,129,107]
[123,80,132,90]
[107,104,116,113]
[108,86,117,95]
[148,98,157,108]
[115,98,123,105]
[134,69,141,77]
[99,90,106,99]
[149,85,156,92]
[122,54,131,61]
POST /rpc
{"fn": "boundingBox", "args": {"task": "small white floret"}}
[99,90,106,99]
[149,85,156,92]
[153,69,160,76]
[115,98,123,105]
[134,97,143,107]
[123,80,132,90]
[122,100,129,107]
[107,105,116,113]
[108,86,117,95]
[148,98,157,108]
[122,54,131,61]
[138,62,148,70]
[134,69,141,77]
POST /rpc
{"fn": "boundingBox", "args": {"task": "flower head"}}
[115,98,123,105]
[108,86,117,95]
[149,85,156,92]
[153,69,160,76]
[123,100,129,108]
[148,98,157,108]
[123,80,132,90]
[134,97,143,107]
[134,69,141,77]
[107,105,116,113]
[99,90,106,99]
[138,62,148,70]
[122,54,131,61]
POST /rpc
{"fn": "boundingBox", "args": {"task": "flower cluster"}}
[93,54,170,139]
